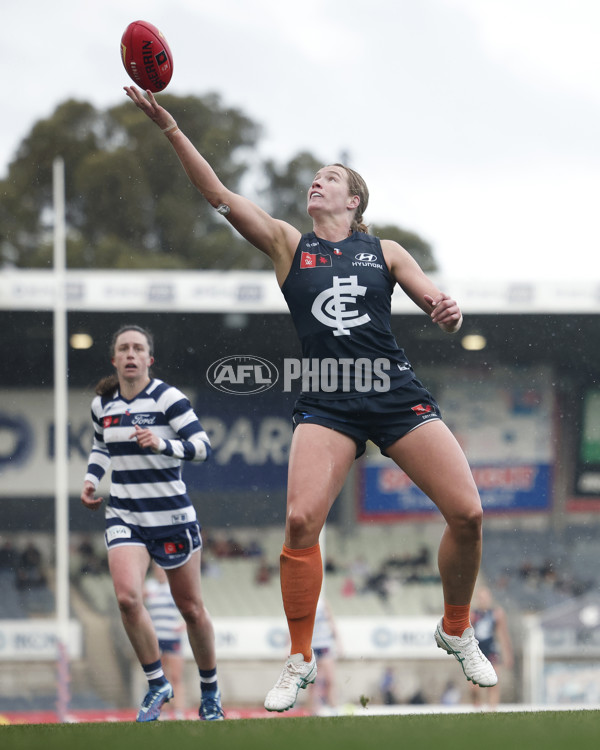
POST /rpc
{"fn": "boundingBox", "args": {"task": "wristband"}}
[162,123,179,134]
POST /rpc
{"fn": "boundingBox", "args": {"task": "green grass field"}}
[2,711,600,750]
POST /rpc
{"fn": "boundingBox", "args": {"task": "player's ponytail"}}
[353,215,369,234]
[95,374,119,398]
[334,163,370,234]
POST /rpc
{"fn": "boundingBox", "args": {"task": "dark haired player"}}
[81,325,223,721]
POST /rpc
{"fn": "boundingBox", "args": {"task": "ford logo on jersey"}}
[206,355,279,395]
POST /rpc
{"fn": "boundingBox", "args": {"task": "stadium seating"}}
[0,570,26,618]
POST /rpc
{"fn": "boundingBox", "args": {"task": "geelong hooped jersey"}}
[312,597,335,651]
[145,578,184,642]
[85,379,210,539]
[281,231,414,398]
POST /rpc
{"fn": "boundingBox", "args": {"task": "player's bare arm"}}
[381,239,463,333]
[124,86,300,276]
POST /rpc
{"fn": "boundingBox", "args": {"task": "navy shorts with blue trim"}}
[104,521,202,569]
[292,378,441,458]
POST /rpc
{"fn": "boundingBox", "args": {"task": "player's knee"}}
[176,598,205,625]
[286,508,321,546]
[115,588,142,614]
[448,504,482,541]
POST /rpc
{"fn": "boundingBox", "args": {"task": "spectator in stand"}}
[15,542,46,590]
[78,536,108,576]
[255,558,273,586]
[0,541,17,571]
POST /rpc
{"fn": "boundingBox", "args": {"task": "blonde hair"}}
[333,163,370,234]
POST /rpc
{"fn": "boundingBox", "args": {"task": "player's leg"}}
[283,423,356,656]
[265,423,356,712]
[108,544,174,720]
[167,551,214,668]
[385,420,497,687]
[285,423,357,549]
[108,544,157,663]
[161,649,185,718]
[167,552,223,720]
[305,658,320,715]
[318,652,337,709]
[385,420,482,608]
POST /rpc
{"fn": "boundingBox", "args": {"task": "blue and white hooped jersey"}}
[144,578,184,642]
[311,596,335,651]
[281,231,414,399]
[85,379,210,539]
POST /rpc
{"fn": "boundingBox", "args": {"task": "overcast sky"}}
[2,0,599,281]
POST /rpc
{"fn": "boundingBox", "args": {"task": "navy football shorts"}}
[292,378,441,458]
[159,638,182,654]
[104,520,202,569]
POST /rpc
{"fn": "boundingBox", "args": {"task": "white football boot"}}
[435,619,498,687]
[264,652,317,712]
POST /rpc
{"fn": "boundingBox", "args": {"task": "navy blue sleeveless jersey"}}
[471,608,499,659]
[281,231,414,399]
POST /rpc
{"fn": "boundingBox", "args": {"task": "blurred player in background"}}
[80,325,224,721]
[470,586,514,710]
[144,562,187,719]
[124,87,498,712]
[306,595,340,715]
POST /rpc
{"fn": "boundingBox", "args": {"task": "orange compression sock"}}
[443,603,471,637]
[280,543,323,662]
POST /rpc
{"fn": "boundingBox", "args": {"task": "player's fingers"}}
[125,86,149,110]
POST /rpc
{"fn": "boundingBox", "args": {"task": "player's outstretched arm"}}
[124,86,299,263]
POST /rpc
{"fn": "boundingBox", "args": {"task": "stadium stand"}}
[0,534,55,618]
[68,521,600,622]
[1,520,597,712]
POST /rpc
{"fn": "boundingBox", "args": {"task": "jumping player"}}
[81,325,224,721]
[124,86,498,712]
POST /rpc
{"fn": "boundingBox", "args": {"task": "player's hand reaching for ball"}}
[124,86,177,133]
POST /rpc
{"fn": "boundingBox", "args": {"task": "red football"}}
[121,20,174,93]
